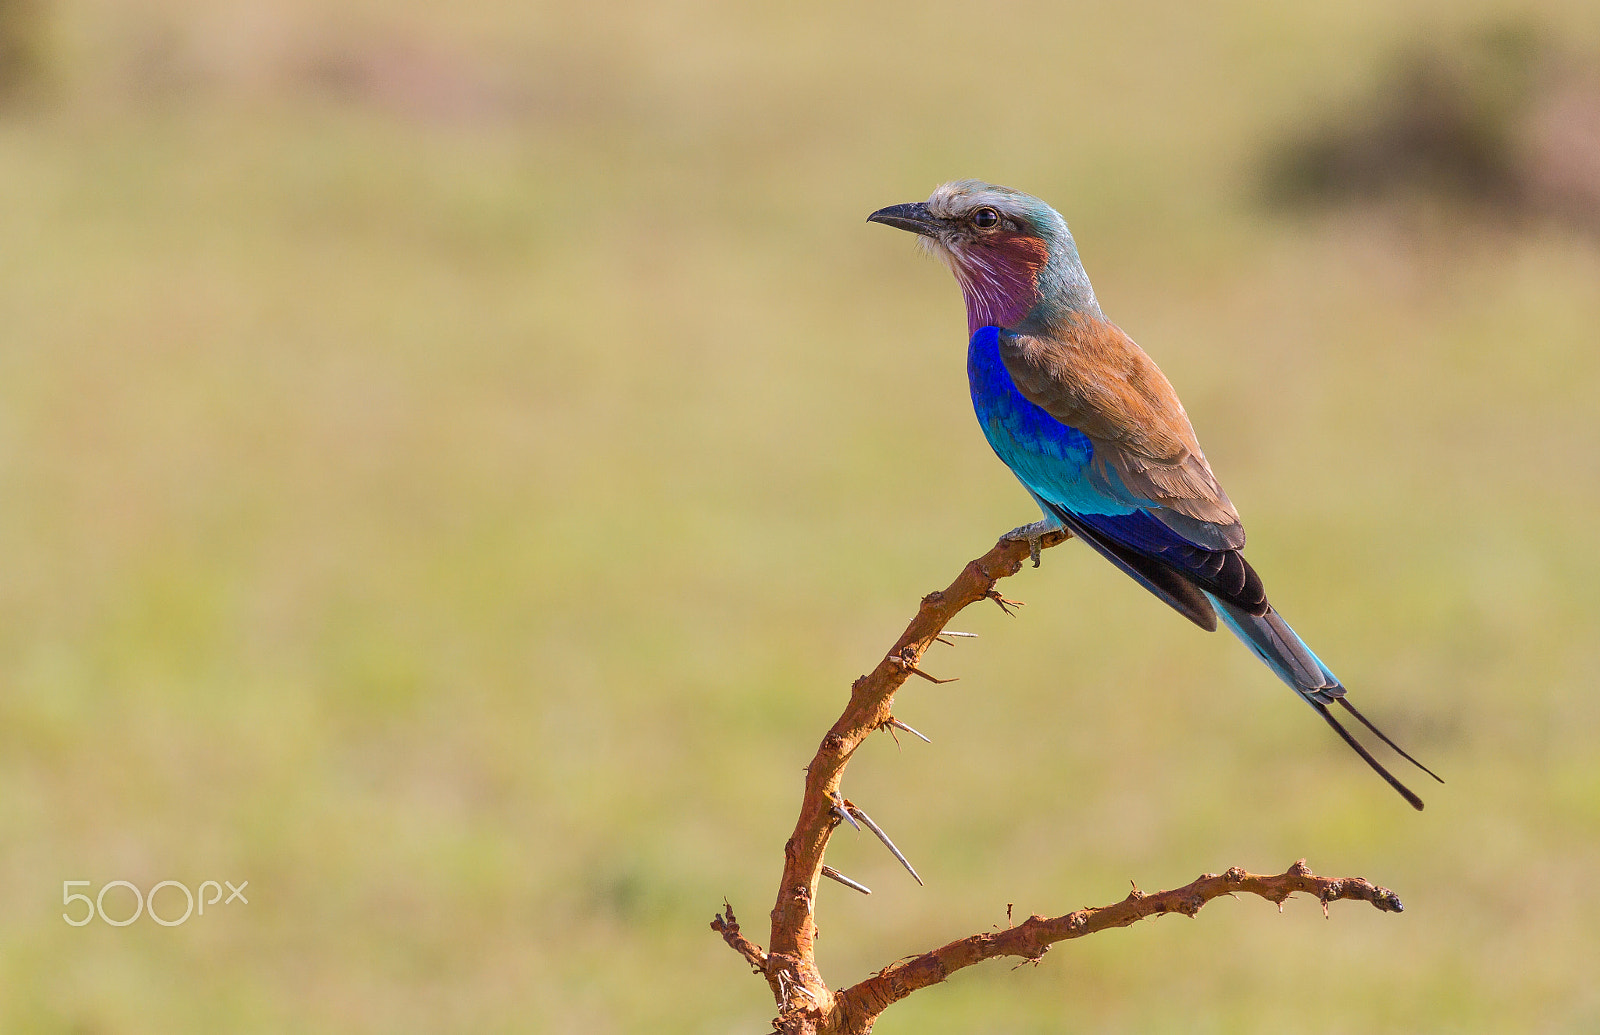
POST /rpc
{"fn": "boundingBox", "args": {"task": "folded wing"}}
[997,322,1264,616]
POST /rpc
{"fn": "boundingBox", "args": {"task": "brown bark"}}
[710,533,1404,1035]
[834,859,1402,1027]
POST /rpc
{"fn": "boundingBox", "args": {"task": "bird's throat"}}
[948,236,1049,334]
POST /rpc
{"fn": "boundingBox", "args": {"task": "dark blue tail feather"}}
[1207,591,1437,809]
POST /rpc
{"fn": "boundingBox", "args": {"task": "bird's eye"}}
[972,207,1000,229]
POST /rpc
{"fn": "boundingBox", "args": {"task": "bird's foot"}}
[1002,520,1056,568]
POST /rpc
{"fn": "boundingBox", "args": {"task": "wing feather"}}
[998,321,1245,550]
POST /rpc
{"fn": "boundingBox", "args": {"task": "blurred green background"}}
[2,1,1598,1032]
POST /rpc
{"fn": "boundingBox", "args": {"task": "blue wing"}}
[968,326,1263,626]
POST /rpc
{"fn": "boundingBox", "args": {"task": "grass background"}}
[2,0,1598,1031]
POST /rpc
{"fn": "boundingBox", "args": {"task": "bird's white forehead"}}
[926,180,1025,220]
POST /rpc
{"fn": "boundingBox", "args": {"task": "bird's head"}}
[868,180,1098,334]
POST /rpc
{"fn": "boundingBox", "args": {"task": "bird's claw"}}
[1002,521,1055,567]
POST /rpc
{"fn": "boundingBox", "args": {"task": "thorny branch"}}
[832,859,1402,1029]
[709,532,1405,1035]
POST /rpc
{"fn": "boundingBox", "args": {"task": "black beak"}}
[867,202,941,236]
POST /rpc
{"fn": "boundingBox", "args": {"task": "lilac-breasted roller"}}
[869,180,1439,809]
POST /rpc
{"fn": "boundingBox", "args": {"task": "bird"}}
[869,180,1440,809]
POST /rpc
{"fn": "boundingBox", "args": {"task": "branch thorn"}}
[885,717,930,744]
[888,647,958,684]
[1010,950,1047,970]
[845,799,923,886]
[830,792,861,832]
[822,865,872,895]
[986,588,1025,615]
